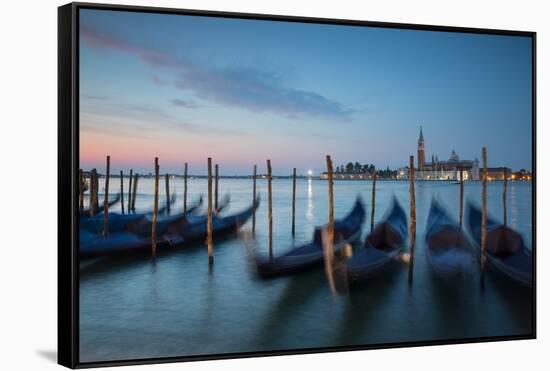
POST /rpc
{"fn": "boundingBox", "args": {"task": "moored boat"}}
[79,229,181,259]
[79,197,256,259]
[253,197,365,279]
[80,196,202,234]
[346,197,407,283]
[165,197,260,243]
[425,199,473,280]
[215,194,230,214]
[79,193,121,216]
[466,202,532,286]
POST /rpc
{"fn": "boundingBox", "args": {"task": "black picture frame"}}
[58,2,536,368]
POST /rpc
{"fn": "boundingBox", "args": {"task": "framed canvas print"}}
[58,2,536,368]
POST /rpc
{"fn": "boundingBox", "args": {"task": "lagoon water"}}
[79,178,533,363]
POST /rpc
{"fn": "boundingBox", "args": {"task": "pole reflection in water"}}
[510,183,518,231]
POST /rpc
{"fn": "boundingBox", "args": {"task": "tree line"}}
[334,162,398,178]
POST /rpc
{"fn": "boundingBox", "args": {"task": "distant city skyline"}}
[80,9,533,176]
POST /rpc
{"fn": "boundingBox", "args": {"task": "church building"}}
[415,126,480,181]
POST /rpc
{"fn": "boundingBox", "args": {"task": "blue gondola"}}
[80,196,202,234]
[165,197,260,243]
[79,193,121,216]
[425,199,473,280]
[79,230,181,259]
[253,197,365,279]
[346,197,407,282]
[79,198,256,259]
[215,194,230,213]
[466,202,532,286]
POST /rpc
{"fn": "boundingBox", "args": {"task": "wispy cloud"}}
[171,98,198,109]
[170,120,245,136]
[82,94,111,101]
[81,97,246,138]
[81,23,355,121]
[173,65,355,120]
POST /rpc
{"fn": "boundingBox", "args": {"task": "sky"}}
[79,9,533,176]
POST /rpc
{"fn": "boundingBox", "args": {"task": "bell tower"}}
[417,126,425,171]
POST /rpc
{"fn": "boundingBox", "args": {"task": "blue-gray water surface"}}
[79,178,533,363]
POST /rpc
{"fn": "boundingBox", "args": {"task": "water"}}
[79,178,533,363]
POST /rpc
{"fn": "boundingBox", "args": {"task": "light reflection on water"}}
[306,178,313,223]
[80,179,533,363]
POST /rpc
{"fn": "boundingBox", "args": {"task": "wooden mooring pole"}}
[127,169,133,212]
[165,173,170,215]
[267,159,273,260]
[87,171,93,215]
[481,147,488,284]
[183,162,188,213]
[93,169,99,212]
[292,167,296,237]
[120,170,125,215]
[215,164,219,212]
[79,169,84,212]
[103,156,111,238]
[324,155,336,294]
[503,167,508,227]
[152,158,159,257]
[371,169,377,232]
[207,158,214,265]
[131,173,139,212]
[89,168,97,217]
[252,164,257,235]
[459,168,464,228]
[408,156,416,284]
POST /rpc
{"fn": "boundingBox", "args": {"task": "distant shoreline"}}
[81,174,532,182]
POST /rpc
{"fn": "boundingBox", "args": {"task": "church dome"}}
[450,149,459,161]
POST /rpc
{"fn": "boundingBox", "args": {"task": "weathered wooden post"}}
[131,173,139,212]
[152,158,159,257]
[93,169,99,212]
[183,162,188,213]
[120,170,125,215]
[207,158,214,265]
[503,167,508,227]
[79,169,84,212]
[87,170,93,215]
[252,164,257,235]
[459,167,464,228]
[267,159,273,260]
[165,173,170,215]
[127,169,133,212]
[292,167,297,236]
[371,168,377,232]
[327,155,335,262]
[215,163,219,212]
[89,169,96,216]
[103,156,110,238]
[481,147,488,283]
[408,156,416,283]
[324,155,336,294]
